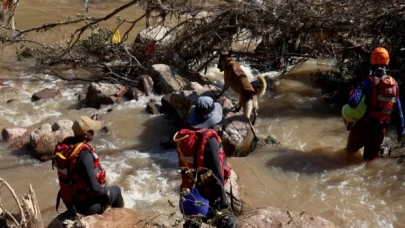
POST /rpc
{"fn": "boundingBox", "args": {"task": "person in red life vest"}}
[174,96,235,228]
[346,47,405,160]
[52,116,124,215]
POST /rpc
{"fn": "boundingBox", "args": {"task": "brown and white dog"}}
[217,53,267,125]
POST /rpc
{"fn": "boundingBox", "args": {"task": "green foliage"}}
[77,26,114,55]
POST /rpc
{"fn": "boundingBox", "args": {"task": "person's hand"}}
[216,214,236,228]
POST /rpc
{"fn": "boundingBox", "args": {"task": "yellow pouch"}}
[342,96,366,122]
[111,29,121,44]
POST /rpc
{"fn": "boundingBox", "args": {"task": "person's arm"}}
[348,79,370,108]
[203,137,224,184]
[76,151,107,198]
[203,137,228,208]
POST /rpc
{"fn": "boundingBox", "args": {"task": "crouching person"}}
[174,96,236,228]
[52,116,124,215]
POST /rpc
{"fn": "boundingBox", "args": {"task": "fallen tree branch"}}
[66,0,141,51]
[14,17,89,39]
[0,204,19,226]
[0,177,26,226]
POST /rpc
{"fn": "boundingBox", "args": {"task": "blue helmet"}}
[179,188,209,216]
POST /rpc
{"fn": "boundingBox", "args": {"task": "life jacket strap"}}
[55,189,61,213]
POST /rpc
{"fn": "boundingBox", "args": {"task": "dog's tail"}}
[254,75,267,96]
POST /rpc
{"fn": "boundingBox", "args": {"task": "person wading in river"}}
[345,47,405,160]
[52,116,124,215]
[173,96,236,228]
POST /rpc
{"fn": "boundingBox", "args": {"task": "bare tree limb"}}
[0,177,26,226]
[66,0,141,52]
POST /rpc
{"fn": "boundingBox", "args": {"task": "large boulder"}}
[134,25,172,45]
[151,64,189,94]
[86,83,127,108]
[2,127,27,142]
[151,64,209,94]
[219,97,256,157]
[169,83,221,121]
[238,207,339,228]
[168,82,256,157]
[31,88,62,101]
[48,208,142,228]
[52,120,74,131]
[30,123,52,144]
[8,135,30,149]
[29,120,74,161]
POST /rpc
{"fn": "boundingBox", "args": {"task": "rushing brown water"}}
[1,1,405,228]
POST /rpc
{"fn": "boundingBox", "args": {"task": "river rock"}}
[29,121,74,161]
[238,207,339,228]
[137,75,154,96]
[6,99,17,104]
[50,65,96,81]
[151,64,190,94]
[31,88,62,101]
[125,87,145,101]
[134,25,172,45]
[52,120,74,131]
[8,135,30,149]
[145,99,160,115]
[86,83,127,108]
[160,94,176,113]
[169,82,221,120]
[219,97,256,157]
[151,64,209,94]
[168,82,255,157]
[48,208,142,228]
[30,123,52,144]
[2,127,27,142]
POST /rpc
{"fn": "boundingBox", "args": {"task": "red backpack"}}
[173,128,231,190]
[366,75,398,122]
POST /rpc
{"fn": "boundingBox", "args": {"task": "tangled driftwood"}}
[1,0,405,99]
[0,178,43,228]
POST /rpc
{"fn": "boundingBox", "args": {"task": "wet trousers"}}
[346,121,386,160]
[71,186,124,215]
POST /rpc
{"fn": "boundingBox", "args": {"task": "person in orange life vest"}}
[174,96,235,228]
[346,47,405,160]
[53,116,124,215]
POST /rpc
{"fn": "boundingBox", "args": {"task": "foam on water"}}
[311,165,399,227]
[102,150,179,209]
[115,94,164,110]
[0,72,88,127]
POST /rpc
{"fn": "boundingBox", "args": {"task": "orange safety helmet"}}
[370,47,390,65]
